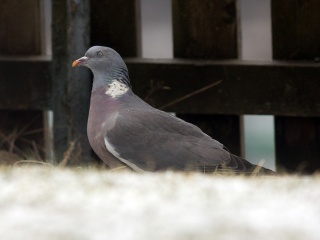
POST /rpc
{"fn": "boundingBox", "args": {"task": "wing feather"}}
[106,109,232,171]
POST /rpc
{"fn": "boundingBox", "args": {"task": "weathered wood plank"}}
[91,0,141,57]
[172,0,238,59]
[0,0,42,55]
[2,58,319,117]
[126,59,320,116]
[90,0,141,164]
[272,0,320,60]
[0,57,51,110]
[272,0,320,172]
[172,0,240,154]
[52,0,91,164]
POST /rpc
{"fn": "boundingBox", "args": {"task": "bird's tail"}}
[223,154,276,175]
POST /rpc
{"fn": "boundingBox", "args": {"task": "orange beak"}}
[72,60,80,67]
[72,56,88,67]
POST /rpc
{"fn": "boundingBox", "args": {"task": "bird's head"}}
[72,46,131,88]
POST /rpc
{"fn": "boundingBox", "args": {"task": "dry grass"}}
[0,116,45,162]
[0,124,273,176]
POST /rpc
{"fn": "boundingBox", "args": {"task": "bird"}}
[72,46,275,175]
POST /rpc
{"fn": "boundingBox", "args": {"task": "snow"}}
[0,167,319,240]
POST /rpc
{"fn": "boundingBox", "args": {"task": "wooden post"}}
[272,0,320,173]
[172,0,241,155]
[52,0,91,164]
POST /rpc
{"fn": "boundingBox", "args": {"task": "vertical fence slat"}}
[173,0,238,59]
[172,0,241,155]
[272,0,320,172]
[88,0,141,165]
[52,0,91,164]
[275,117,320,173]
[272,0,320,60]
[90,0,141,57]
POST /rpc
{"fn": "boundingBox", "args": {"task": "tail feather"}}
[226,154,276,175]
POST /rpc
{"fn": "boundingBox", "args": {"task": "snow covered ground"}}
[0,167,319,240]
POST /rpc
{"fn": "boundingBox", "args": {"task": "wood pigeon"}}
[72,46,275,174]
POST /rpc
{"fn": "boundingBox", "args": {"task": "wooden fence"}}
[0,0,320,172]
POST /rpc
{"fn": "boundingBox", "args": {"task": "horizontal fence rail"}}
[127,58,320,116]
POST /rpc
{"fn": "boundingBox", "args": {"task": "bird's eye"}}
[97,51,103,57]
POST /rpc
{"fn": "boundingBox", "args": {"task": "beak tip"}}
[72,60,79,67]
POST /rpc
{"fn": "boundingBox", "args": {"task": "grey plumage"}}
[73,46,275,174]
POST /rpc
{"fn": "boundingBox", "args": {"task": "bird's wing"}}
[104,108,233,171]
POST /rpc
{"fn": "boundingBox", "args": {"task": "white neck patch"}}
[105,80,129,98]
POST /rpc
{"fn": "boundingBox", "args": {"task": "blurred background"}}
[3,0,276,170]
[5,0,320,172]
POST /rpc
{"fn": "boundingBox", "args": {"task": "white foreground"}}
[0,167,319,240]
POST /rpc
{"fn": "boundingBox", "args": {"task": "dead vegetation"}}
[0,116,45,165]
